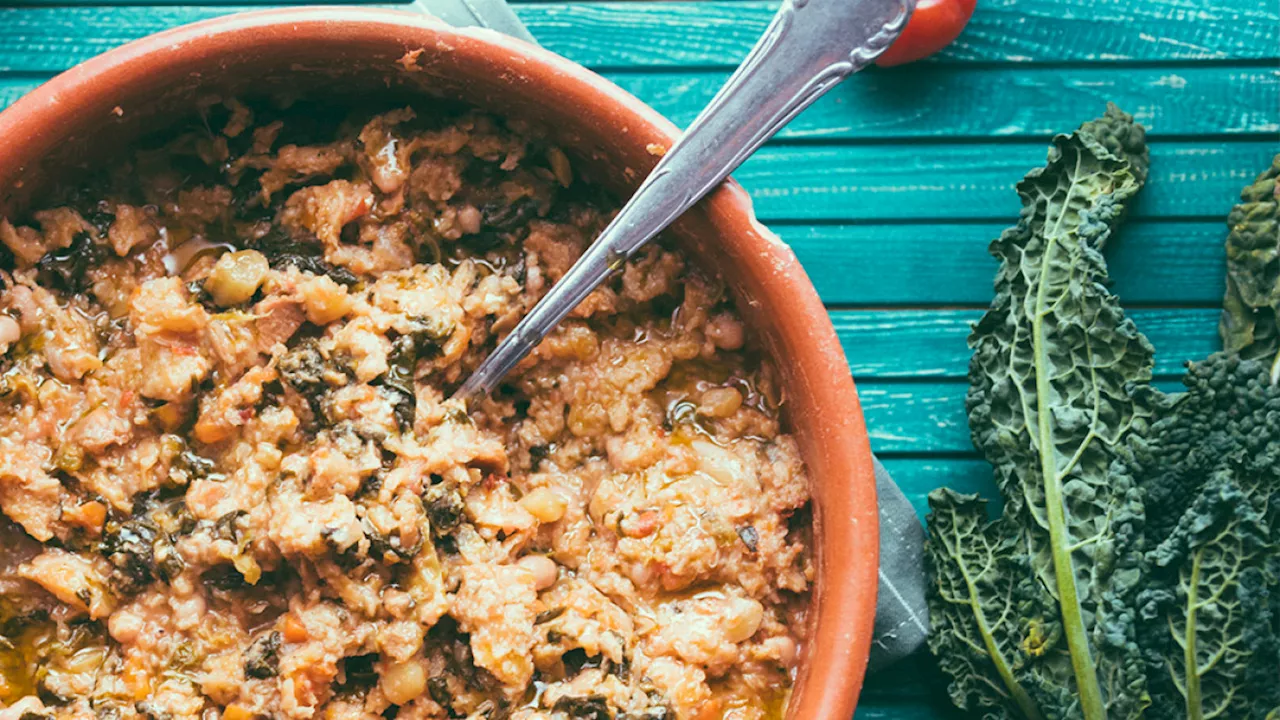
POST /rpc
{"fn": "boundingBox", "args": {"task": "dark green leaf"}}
[1219,155,1280,367]
[1133,353,1280,720]
[1138,475,1279,720]
[930,105,1152,720]
[926,489,1047,720]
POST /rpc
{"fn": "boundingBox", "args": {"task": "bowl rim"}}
[0,8,880,719]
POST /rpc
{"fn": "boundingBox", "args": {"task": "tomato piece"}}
[875,0,977,67]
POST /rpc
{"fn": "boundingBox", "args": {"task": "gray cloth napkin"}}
[407,0,930,669]
[868,457,928,671]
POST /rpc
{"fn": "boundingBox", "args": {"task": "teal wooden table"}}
[2,0,1277,716]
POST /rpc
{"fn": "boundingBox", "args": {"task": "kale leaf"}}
[928,105,1152,720]
[1137,466,1280,720]
[926,490,1045,720]
[1132,357,1280,720]
[1137,355,1280,541]
[36,232,108,295]
[245,227,358,285]
[1132,154,1280,720]
[1219,155,1280,369]
[243,630,282,679]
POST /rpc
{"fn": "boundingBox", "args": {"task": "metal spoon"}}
[455,0,915,401]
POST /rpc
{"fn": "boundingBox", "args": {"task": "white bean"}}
[517,554,559,591]
[457,205,483,235]
[765,635,799,668]
[0,315,21,354]
[206,250,269,307]
[724,598,765,643]
[381,660,426,705]
[698,387,743,418]
[519,487,567,523]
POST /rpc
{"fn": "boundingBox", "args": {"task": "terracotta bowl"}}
[0,8,879,719]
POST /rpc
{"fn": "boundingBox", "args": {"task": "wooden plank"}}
[0,86,1236,305]
[602,66,1280,140]
[857,379,1185,453]
[5,66,1275,140]
[0,86,1239,304]
[862,649,963,704]
[0,78,41,110]
[788,221,1227,305]
[0,6,239,72]
[855,704,958,720]
[858,662,968,720]
[15,0,389,3]
[878,457,997,519]
[0,0,1276,74]
[941,0,1280,64]
[832,307,1218,379]
[737,140,1276,222]
[2,74,1263,223]
[518,0,1280,67]
[855,700,961,719]
[858,658,967,720]
[858,651,967,720]
[859,382,972,454]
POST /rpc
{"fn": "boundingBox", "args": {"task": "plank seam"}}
[823,301,1224,311]
[763,132,1280,147]
[592,58,1280,73]
[762,215,1239,227]
[853,373,1189,385]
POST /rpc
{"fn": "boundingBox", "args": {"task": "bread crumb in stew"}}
[0,99,812,720]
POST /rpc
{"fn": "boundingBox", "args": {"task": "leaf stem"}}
[1185,549,1204,720]
[946,519,1047,720]
[1031,161,1106,720]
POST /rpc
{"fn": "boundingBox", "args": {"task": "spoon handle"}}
[456,0,914,400]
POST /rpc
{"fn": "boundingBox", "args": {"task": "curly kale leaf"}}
[36,232,108,295]
[930,105,1152,720]
[926,489,1048,720]
[100,493,193,595]
[243,630,283,679]
[1219,155,1280,367]
[1137,474,1279,720]
[1133,353,1280,720]
[1137,161,1280,720]
[1138,354,1280,541]
[245,227,358,285]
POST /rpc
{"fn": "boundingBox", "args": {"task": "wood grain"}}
[0,0,1275,74]
[857,379,1184,453]
[736,140,1275,221]
[0,78,40,110]
[833,307,1217,378]
[860,696,962,712]
[5,66,1275,140]
[855,696,962,712]
[878,457,996,519]
[3,76,1262,225]
[787,221,1227,305]
[519,0,1280,67]
[602,66,1280,140]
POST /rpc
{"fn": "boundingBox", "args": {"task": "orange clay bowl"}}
[0,8,879,719]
